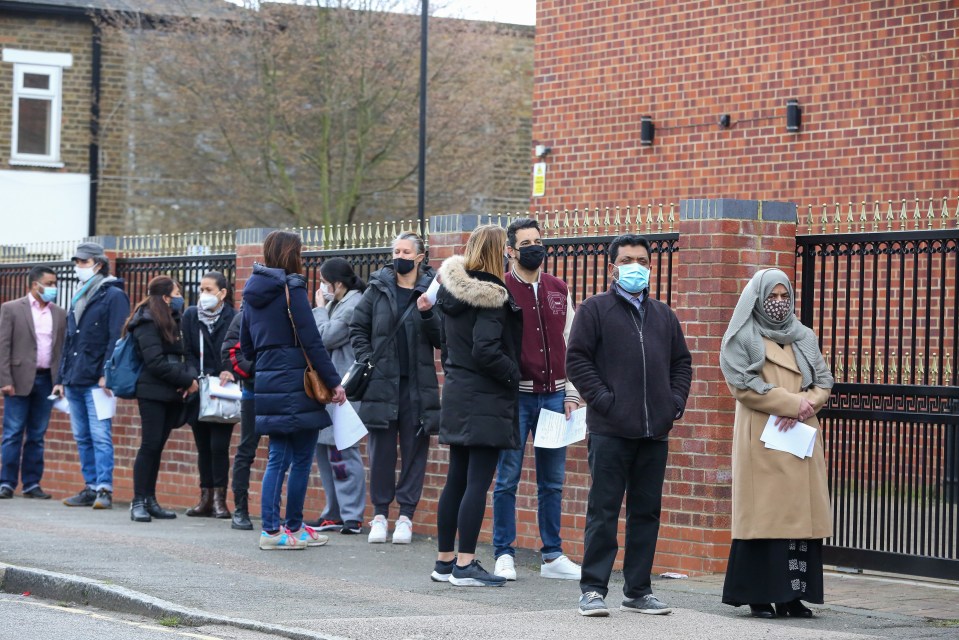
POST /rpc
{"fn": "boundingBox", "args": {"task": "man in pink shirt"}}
[0,266,67,499]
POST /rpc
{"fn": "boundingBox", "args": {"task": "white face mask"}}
[198,292,221,311]
[319,282,335,302]
[74,265,96,283]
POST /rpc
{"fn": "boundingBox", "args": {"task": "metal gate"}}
[796,228,959,580]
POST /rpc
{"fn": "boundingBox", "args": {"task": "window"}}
[2,49,73,167]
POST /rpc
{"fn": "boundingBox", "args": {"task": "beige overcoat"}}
[730,338,833,540]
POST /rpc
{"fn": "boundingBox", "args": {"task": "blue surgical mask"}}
[39,286,58,303]
[169,297,185,313]
[615,263,650,294]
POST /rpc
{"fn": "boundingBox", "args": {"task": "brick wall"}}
[532,1,959,208]
[0,14,92,172]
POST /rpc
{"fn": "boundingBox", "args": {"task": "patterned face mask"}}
[763,296,791,322]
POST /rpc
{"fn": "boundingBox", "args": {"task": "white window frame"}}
[3,49,73,168]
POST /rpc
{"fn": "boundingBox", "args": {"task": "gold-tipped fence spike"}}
[873,200,881,231]
[886,199,895,229]
[562,209,571,229]
[916,353,925,382]
[903,350,911,382]
[657,203,665,232]
[862,349,871,382]
[899,198,908,222]
[859,200,867,232]
[889,349,898,382]
[849,349,858,382]
[833,202,842,229]
[930,353,939,381]
[846,201,854,227]
[942,196,950,228]
[913,196,922,223]
[623,205,632,229]
[571,208,581,229]
[807,204,815,233]
[668,202,676,231]
[645,203,654,229]
[945,353,953,383]
[876,350,884,382]
[835,353,844,383]
[821,203,829,234]
[927,197,935,229]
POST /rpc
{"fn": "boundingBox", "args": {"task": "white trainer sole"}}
[579,607,610,617]
[430,571,451,582]
[448,576,506,587]
[620,605,672,615]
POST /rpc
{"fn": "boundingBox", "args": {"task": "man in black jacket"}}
[566,234,692,618]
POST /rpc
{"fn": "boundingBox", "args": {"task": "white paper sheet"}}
[424,274,442,305]
[207,378,243,400]
[329,401,368,450]
[533,407,587,449]
[53,396,70,414]
[760,415,817,459]
[91,387,117,421]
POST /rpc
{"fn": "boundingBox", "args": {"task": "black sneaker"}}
[92,489,113,510]
[0,486,13,499]
[621,594,672,615]
[579,591,610,617]
[341,520,363,535]
[430,558,455,582]
[448,560,506,587]
[23,486,52,500]
[63,487,97,507]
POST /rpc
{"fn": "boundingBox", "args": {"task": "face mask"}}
[319,282,335,302]
[198,292,221,311]
[763,297,791,322]
[74,266,95,283]
[516,245,546,271]
[614,263,650,294]
[393,257,417,275]
[169,297,185,313]
[39,286,57,303]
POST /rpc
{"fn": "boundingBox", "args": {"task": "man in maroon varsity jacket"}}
[492,217,583,582]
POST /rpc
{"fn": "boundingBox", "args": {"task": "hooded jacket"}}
[126,305,197,404]
[435,256,522,449]
[59,277,130,387]
[348,265,441,433]
[239,264,340,436]
[220,312,254,389]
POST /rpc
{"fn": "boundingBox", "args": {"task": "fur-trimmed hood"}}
[438,255,509,315]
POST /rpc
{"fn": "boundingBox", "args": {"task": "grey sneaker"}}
[578,591,610,617]
[621,594,672,615]
[63,487,97,507]
[92,489,113,510]
[449,560,506,587]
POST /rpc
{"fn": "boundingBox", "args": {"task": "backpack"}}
[104,333,143,399]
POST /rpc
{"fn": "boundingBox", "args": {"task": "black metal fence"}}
[115,255,237,307]
[0,261,81,309]
[796,228,959,580]
[301,248,393,294]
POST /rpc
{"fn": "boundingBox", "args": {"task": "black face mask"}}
[516,245,546,271]
[393,257,417,275]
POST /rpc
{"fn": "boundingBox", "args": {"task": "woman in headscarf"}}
[719,268,834,620]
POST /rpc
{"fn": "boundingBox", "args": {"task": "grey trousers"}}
[315,443,367,524]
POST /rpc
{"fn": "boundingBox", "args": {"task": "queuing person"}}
[0,266,66,499]
[719,269,834,619]
[431,224,522,587]
[220,310,257,530]
[182,272,237,519]
[307,258,367,535]
[240,231,346,550]
[566,234,692,616]
[126,277,198,522]
[54,242,131,510]
[349,231,441,545]
[493,218,583,581]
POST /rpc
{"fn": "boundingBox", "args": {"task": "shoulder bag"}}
[197,327,242,423]
[341,297,417,401]
[286,286,334,404]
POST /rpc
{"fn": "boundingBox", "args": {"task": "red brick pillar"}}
[660,199,798,575]
[234,228,275,306]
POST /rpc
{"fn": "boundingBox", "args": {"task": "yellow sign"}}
[532,162,546,198]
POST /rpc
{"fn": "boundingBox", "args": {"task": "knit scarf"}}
[198,302,224,331]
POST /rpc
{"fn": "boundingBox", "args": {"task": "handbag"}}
[196,328,242,423]
[286,286,334,404]
[342,298,417,401]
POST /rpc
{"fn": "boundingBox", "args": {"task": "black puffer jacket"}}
[435,256,522,450]
[348,265,442,433]
[127,306,198,404]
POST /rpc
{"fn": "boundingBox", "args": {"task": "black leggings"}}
[436,445,500,555]
[191,421,234,488]
[133,398,185,498]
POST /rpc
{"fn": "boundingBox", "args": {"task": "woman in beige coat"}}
[719,269,834,620]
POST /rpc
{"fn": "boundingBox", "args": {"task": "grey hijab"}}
[720,269,834,394]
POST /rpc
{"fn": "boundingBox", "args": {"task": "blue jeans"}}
[492,391,567,560]
[261,428,319,532]
[65,385,114,492]
[1,372,54,491]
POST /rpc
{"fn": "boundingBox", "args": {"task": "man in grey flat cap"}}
[53,242,130,510]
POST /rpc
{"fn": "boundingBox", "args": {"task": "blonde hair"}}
[463,224,507,281]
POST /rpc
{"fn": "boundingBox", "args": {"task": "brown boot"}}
[185,488,213,517]
[212,487,231,519]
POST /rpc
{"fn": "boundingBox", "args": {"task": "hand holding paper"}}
[533,407,587,449]
[760,415,817,459]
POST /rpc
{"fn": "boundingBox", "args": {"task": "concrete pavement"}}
[0,498,956,639]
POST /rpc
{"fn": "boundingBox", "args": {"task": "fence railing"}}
[799,197,958,235]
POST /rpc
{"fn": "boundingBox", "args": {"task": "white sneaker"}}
[541,555,582,580]
[368,515,388,543]
[392,516,413,544]
[494,554,517,581]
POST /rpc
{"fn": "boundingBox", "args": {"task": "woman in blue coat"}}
[240,231,346,550]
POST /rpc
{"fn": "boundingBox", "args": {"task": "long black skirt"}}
[722,538,824,606]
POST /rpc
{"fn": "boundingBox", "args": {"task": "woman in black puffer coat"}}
[431,224,523,587]
[127,276,198,522]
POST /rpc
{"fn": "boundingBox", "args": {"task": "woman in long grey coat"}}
[719,268,834,619]
[309,258,367,535]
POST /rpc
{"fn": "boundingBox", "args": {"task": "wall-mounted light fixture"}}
[534,144,552,158]
[719,114,731,129]
[640,116,654,146]
[786,99,802,132]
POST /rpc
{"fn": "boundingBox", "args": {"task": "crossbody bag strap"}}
[366,298,418,367]
[285,285,315,369]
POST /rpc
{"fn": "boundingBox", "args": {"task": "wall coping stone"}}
[680,199,797,222]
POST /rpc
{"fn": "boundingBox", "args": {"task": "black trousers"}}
[191,420,235,488]
[368,417,430,519]
[230,398,259,500]
[133,398,185,498]
[436,445,500,555]
[580,433,669,599]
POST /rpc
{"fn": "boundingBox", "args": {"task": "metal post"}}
[417,0,428,238]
